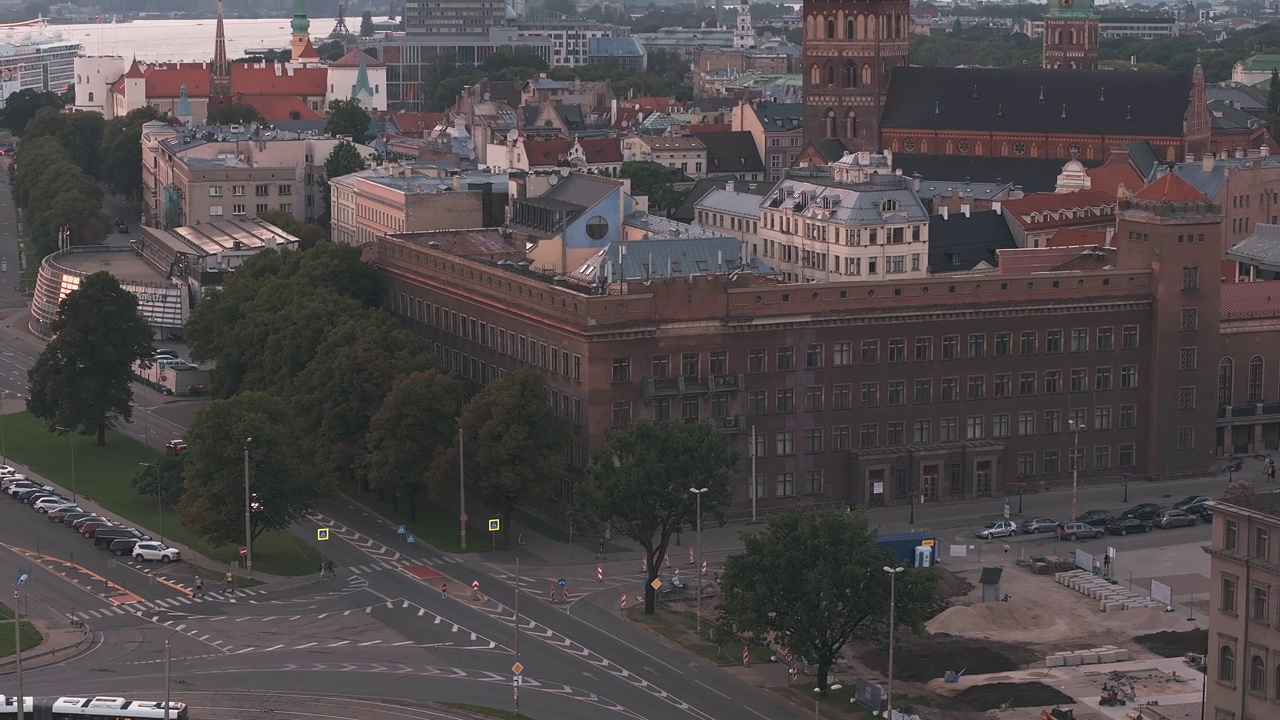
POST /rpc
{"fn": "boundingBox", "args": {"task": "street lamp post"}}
[1069,420,1086,521]
[243,438,253,579]
[55,426,76,503]
[1016,478,1026,514]
[689,487,708,635]
[1,390,7,464]
[883,566,904,718]
[139,463,163,545]
[1122,471,1132,504]
[164,636,171,720]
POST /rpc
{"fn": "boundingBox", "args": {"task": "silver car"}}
[975,520,1018,539]
[1154,509,1198,529]
[1019,517,1059,534]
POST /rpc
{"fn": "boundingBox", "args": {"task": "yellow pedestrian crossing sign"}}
[317,528,330,541]
[488,518,501,532]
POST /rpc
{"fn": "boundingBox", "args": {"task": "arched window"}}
[1251,655,1265,692]
[1069,29,1077,44]
[825,109,836,139]
[847,18,855,39]
[1220,646,1236,683]
[844,62,857,88]
[1054,29,1062,44]
[1249,355,1264,403]
[861,63,872,86]
[87,92,94,102]
[846,110,857,138]
[826,64,835,86]
[1220,358,1235,406]
[1274,663,1280,699]
[810,64,820,85]
[827,18,835,38]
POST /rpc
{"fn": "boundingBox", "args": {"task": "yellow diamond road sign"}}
[316,528,330,541]
[512,662,523,675]
[650,579,662,590]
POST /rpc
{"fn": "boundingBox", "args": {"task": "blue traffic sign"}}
[406,533,416,544]
[556,578,567,587]
[396,525,406,534]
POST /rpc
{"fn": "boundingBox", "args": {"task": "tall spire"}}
[210,0,231,111]
[290,0,312,61]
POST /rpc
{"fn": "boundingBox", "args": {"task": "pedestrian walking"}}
[326,560,336,578]
[441,582,448,598]
[194,577,203,598]
[597,539,606,561]
[319,562,328,579]
[224,571,234,595]
[1103,553,1112,577]
[1002,543,1010,562]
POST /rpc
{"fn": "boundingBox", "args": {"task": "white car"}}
[0,466,16,476]
[133,542,180,563]
[975,520,1019,539]
[33,497,75,514]
[6,481,45,497]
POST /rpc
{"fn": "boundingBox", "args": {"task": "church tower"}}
[1042,0,1099,70]
[290,0,312,61]
[734,0,756,49]
[208,0,232,118]
[801,0,911,152]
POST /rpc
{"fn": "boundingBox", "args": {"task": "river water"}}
[64,17,344,62]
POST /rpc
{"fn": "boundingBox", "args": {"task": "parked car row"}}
[974,494,1217,542]
[1,470,181,563]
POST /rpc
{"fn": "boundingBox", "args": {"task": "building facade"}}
[731,100,805,182]
[1042,0,1100,70]
[329,163,508,246]
[800,0,910,153]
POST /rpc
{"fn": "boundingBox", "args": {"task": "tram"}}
[0,696,188,720]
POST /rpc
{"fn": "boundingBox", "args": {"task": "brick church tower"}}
[1043,0,1099,70]
[801,0,911,152]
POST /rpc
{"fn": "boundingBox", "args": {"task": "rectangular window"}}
[1182,266,1199,290]
[652,398,671,421]
[611,357,631,382]
[967,375,985,401]
[752,432,767,460]
[968,333,986,359]
[939,417,957,442]
[1018,452,1035,477]
[209,185,222,197]
[993,413,1010,438]
[775,472,795,497]
[832,425,850,451]
[804,470,823,495]
[1044,370,1062,394]
[776,389,795,413]
[1069,447,1084,472]
[914,337,933,362]
[1094,446,1111,470]
[1020,331,1037,355]
[1071,328,1089,352]
[1252,584,1268,622]
[776,431,794,456]
[652,354,670,379]
[1179,347,1197,371]
[886,421,904,446]
[914,379,932,404]
[1019,372,1037,396]
[1046,329,1063,353]
[612,401,631,426]
[255,203,268,214]
[887,381,905,406]
[805,343,823,369]
[1255,527,1270,560]
[1121,325,1139,350]
[966,415,984,440]
[278,184,292,196]
[748,348,766,373]
[1121,365,1137,389]
[1043,450,1061,474]
[995,332,1012,357]
[1177,426,1195,450]
[941,335,959,360]
[888,339,906,363]
[1095,367,1113,391]
[1178,386,1196,410]
[1043,409,1061,434]
[232,185,245,196]
[860,340,879,365]
[232,204,246,216]
[860,382,879,408]
[1071,369,1088,393]
[805,386,824,412]
[747,391,767,415]
[1094,406,1112,430]
[1226,519,1239,551]
[776,346,794,371]
[832,384,851,410]
[993,373,1010,398]
[709,351,727,375]
[1222,575,1237,614]
[1181,308,1198,331]
[1119,443,1135,467]
[804,428,824,453]
[941,377,959,402]
[1018,411,1035,436]
[711,393,729,418]
[833,341,852,367]
[859,423,878,448]
[254,183,269,196]
[913,419,932,444]
[681,352,699,379]
[1097,326,1114,350]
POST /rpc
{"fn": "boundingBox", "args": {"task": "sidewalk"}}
[0,620,90,675]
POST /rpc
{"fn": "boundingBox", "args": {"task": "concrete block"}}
[1080,653,1100,664]
[1097,650,1117,663]
[1112,648,1129,661]
[1063,654,1083,666]
[1046,655,1066,668]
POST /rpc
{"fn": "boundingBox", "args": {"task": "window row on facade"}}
[1219,355,1279,407]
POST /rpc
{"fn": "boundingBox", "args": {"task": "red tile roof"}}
[1002,190,1116,216]
[526,138,573,167]
[331,48,384,68]
[996,245,1114,274]
[1047,228,1109,248]
[123,58,145,79]
[630,96,673,113]
[577,137,622,164]
[296,39,320,61]
[1221,280,1280,321]
[142,62,212,98]
[389,111,442,135]
[231,62,327,97]
[1134,172,1207,202]
[237,94,321,122]
[1086,160,1143,197]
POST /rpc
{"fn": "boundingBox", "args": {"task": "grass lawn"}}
[339,485,507,554]
[625,606,773,666]
[2,412,320,576]
[787,683,873,719]
[440,703,529,719]
[0,601,43,658]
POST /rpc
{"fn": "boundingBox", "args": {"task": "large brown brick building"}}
[373,172,1241,515]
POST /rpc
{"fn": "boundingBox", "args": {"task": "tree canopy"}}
[27,271,154,445]
[257,210,329,250]
[2,88,63,135]
[101,106,168,202]
[208,103,264,126]
[620,162,686,214]
[177,391,327,546]
[361,369,461,519]
[12,114,108,256]
[360,10,375,36]
[576,420,737,613]
[325,98,374,145]
[319,139,368,226]
[718,507,940,690]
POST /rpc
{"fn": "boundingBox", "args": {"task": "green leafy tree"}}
[26,272,154,445]
[360,10,375,36]
[131,454,186,508]
[2,88,63,135]
[576,420,737,613]
[319,139,368,226]
[453,370,570,544]
[177,391,328,546]
[541,0,577,16]
[258,209,329,250]
[12,135,70,209]
[360,369,461,519]
[482,46,550,74]
[100,107,166,200]
[316,39,348,62]
[718,507,940,690]
[325,98,374,145]
[620,161,685,213]
[25,181,107,256]
[208,103,264,126]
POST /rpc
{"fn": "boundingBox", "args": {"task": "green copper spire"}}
[291,0,310,35]
[1047,0,1095,19]
[351,52,374,100]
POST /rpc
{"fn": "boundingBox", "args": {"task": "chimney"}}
[1264,144,1273,157]
[1236,147,1246,159]
[941,205,949,220]
[961,202,971,218]
[1185,154,1194,163]
[1220,150,1229,160]
[1249,148,1262,159]
[993,201,1002,216]
[726,180,735,192]
[1203,154,1215,173]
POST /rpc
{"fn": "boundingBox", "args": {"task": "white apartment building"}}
[693,187,763,256]
[329,163,509,246]
[757,168,930,283]
[621,136,708,177]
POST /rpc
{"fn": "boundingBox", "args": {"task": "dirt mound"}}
[926,601,1048,635]
[952,682,1073,710]
[861,636,1039,683]
[1135,629,1209,658]
[931,567,974,602]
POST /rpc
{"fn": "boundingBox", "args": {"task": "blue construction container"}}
[876,531,939,566]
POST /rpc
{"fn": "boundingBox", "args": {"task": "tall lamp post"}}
[242,438,253,579]
[55,426,76,503]
[139,463,163,545]
[1016,478,1026,514]
[1,390,8,464]
[1122,471,1132,504]
[689,487,708,635]
[1068,420,1086,521]
[883,566,904,718]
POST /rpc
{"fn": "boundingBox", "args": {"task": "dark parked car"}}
[1076,509,1114,527]
[16,489,52,503]
[70,515,107,531]
[81,521,117,538]
[53,511,93,525]
[1106,517,1153,536]
[93,528,151,547]
[1122,503,1165,522]
[1173,495,1212,514]
[107,538,139,556]
[1154,509,1198,529]
[1197,505,1215,522]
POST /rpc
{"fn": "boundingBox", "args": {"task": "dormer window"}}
[882,199,898,212]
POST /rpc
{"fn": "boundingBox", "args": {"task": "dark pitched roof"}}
[752,101,804,132]
[694,131,766,174]
[892,154,1099,194]
[881,67,1194,137]
[928,210,1018,273]
[808,138,848,163]
[670,177,775,223]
